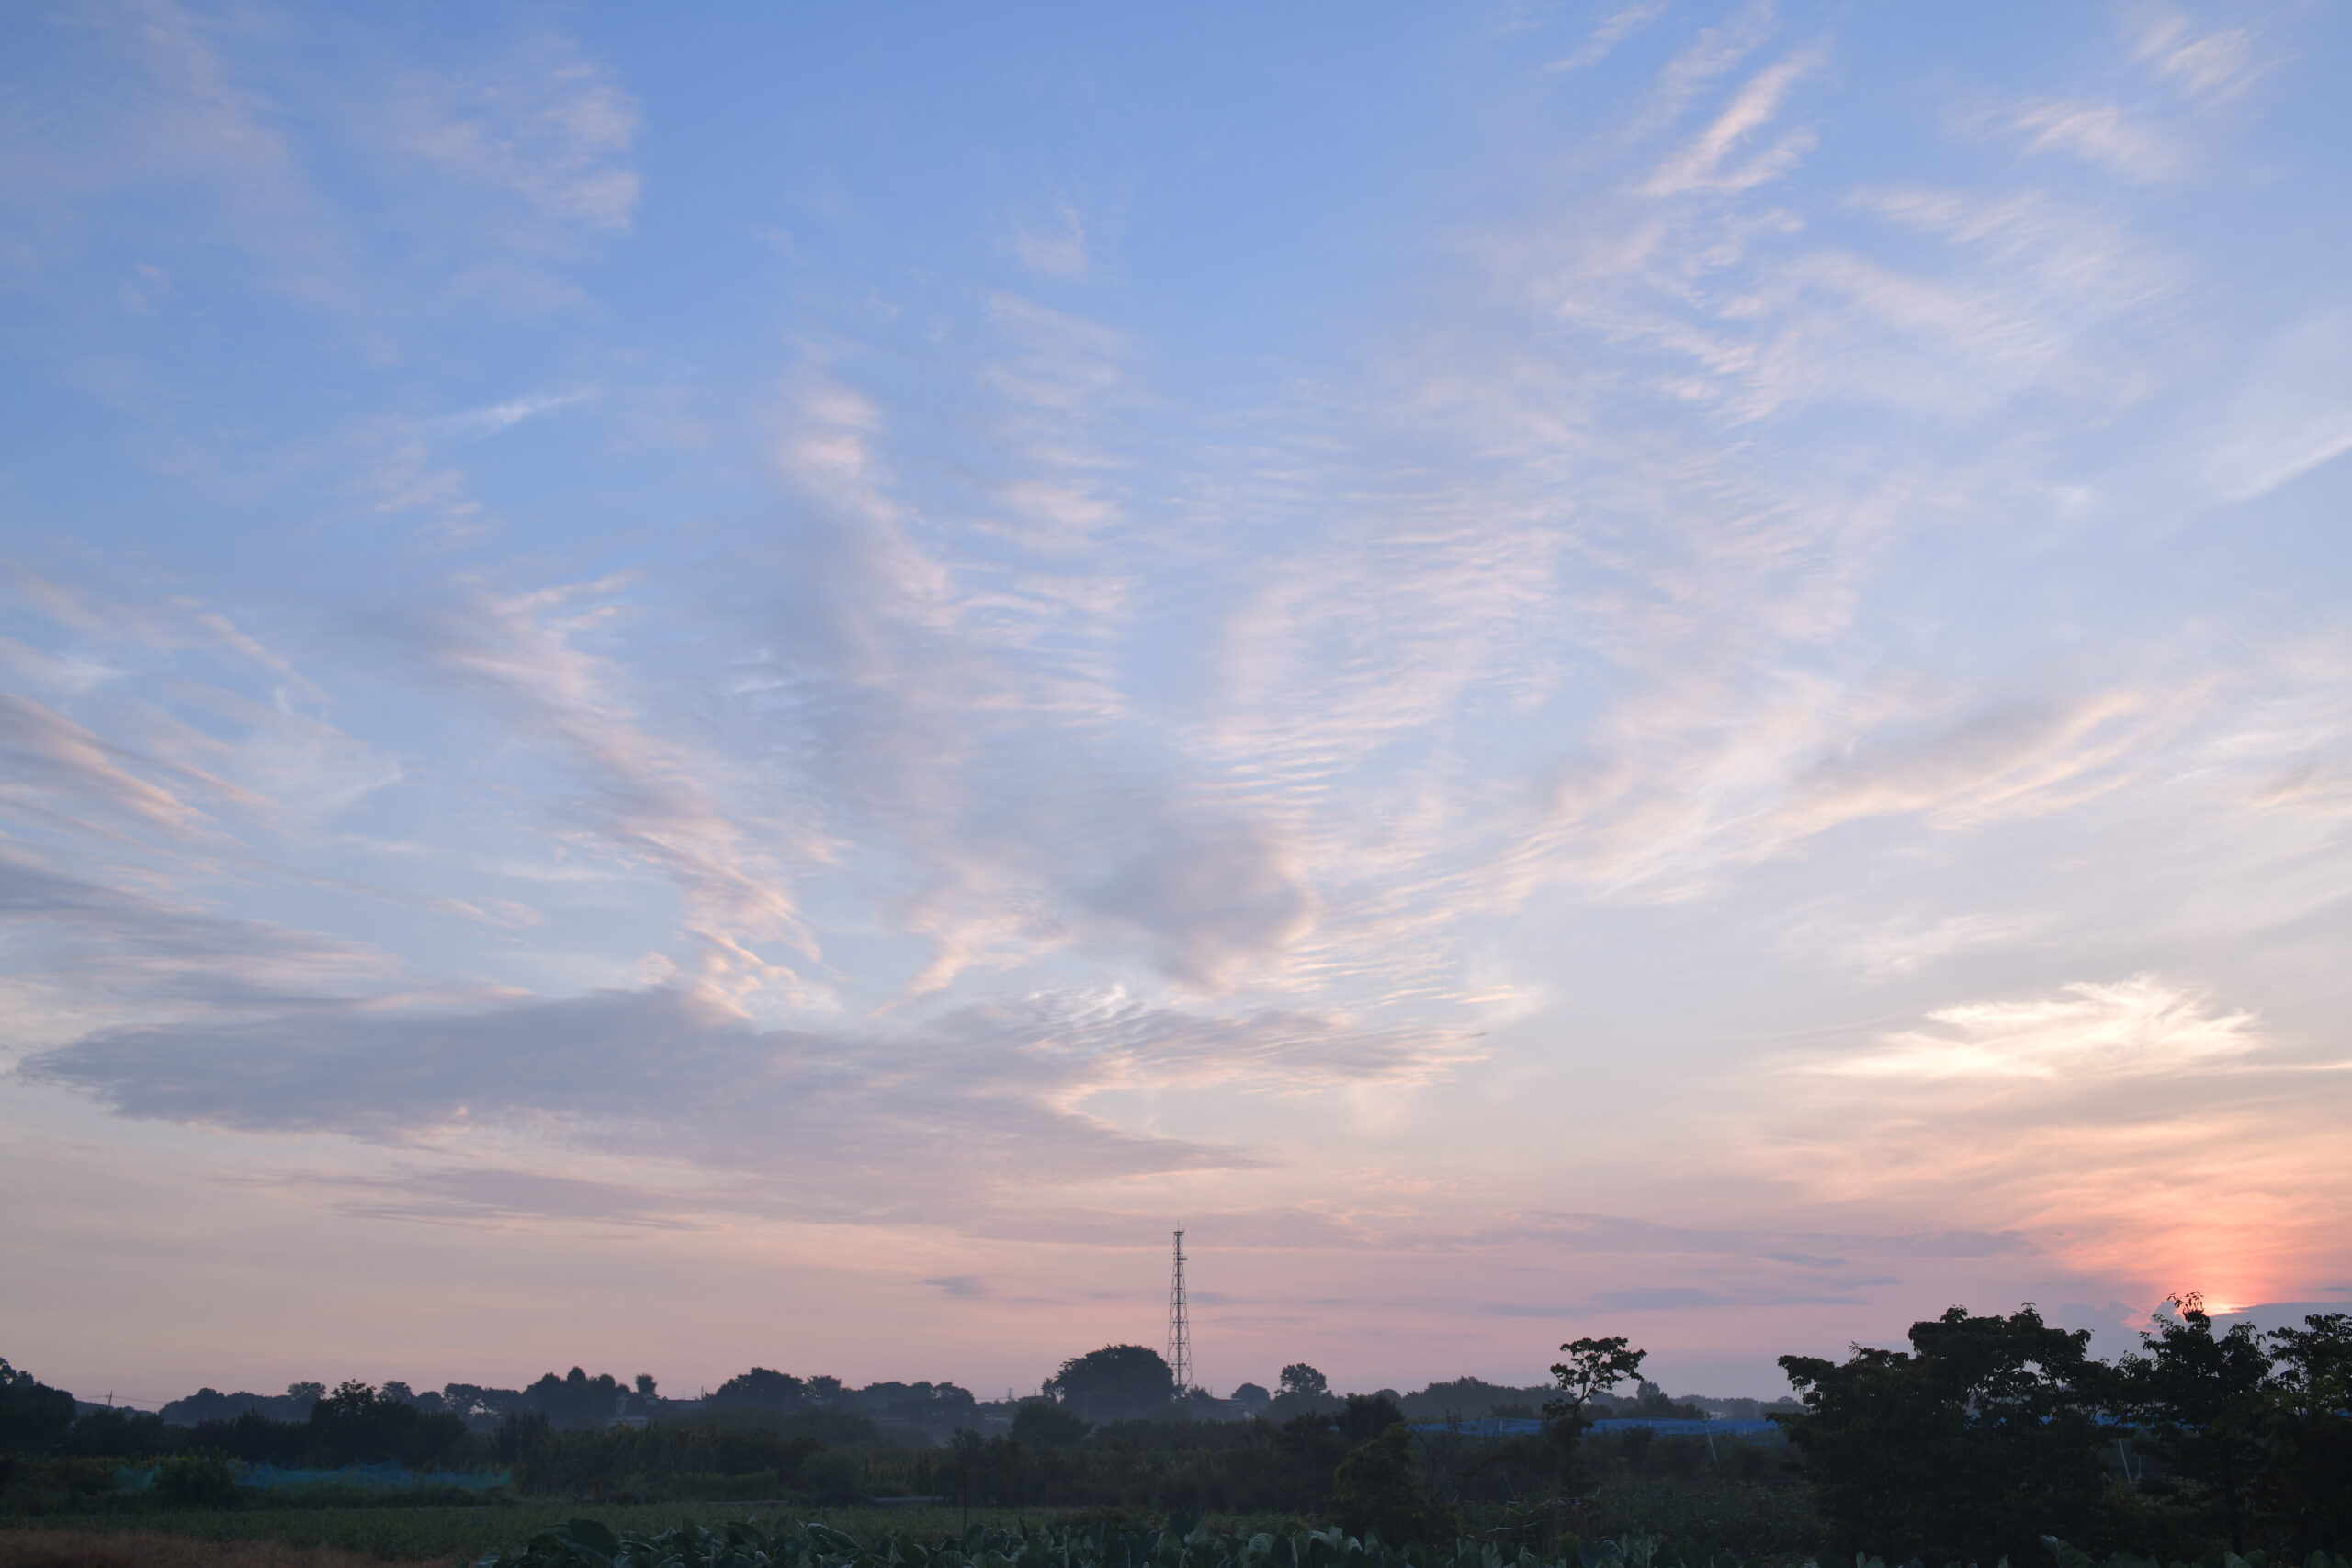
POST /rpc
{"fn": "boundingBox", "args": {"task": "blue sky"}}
[4,0,2351,1404]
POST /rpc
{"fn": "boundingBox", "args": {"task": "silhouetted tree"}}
[0,1359,76,1453]
[1279,1364,1329,1400]
[707,1367,808,1414]
[1780,1303,2109,1564]
[1336,1393,1407,1447]
[1542,1334,1647,1476]
[1012,1401,1091,1449]
[2113,1294,2274,1553]
[1545,1337,1646,1425]
[1046,1345,1174,1421]
[308,1380,469,1468]
[523,1367,626,1429]
[2256,1311,2352,1553]
[1330,1421,1461,1545]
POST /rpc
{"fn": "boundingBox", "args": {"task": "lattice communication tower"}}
[1167,1229,1191,1395]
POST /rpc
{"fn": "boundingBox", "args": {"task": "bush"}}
[1012,1403,1091,1449]
[800,1450,862,1502]
[1329,1424,1460,1546]
[0,1455,120,1515]
[150,1450,241,1509]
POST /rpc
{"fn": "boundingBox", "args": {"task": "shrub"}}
[1329,1424,1460,1546]
[151,1450,241,1509]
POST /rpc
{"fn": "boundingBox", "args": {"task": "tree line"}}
[6,1295,2346,1561]
[149,1367,987,1435]
[1776,1296,2350,1564]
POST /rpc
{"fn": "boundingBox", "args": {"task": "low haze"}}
[4,1,2350,1405]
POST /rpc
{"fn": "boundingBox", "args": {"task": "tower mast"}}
[1167,1228,1191,1395]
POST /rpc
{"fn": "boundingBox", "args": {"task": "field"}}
[1580,1480,1824,1556]
[0,1506,1277,1566]
[0,1484,1829,1567]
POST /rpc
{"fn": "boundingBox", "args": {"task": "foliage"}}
[1777,1304,2115,1564]
[468,1512,1644,1568]
[707,1371,808,1415]
[2108,1303,2352,1559]
[0,1505,1059,1562]
[1333,1399,1408,1449]
[510,1420,825,1503]
[1012,1404,1091,1450]
[309,1382,472,1471]
[1544,1341,1646,1432]
[1046,1348,1177,1423]
[1280,1369,1330,1402]
[2113,1296,2276,1553]
[2040,1538,2350,1568]
[1622,1386,1709,1424]
[59,1407,178,1460]
[1577,1477,1822,1559]
[159,1385,329,1427]
[150,1451,240,1509]
[1329,1425,1459,1546]
[887,1410,1394,1516]
[1540,1337,1650,1483]
[0,1457,120,1516]
[2256,1314,2352,1555]
[687,1409,886,1448]
[846,1383,980,1424]
[0,1362,76,1455]
[524,1371,630,1433]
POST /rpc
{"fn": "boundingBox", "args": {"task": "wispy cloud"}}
[4,0,2348,1388]
[2126,10,2270,104]
[386,31,640,237]
[405,575,820,1004]
[2198,307,2352,502]
[1549,2,1670,73]
[0,2,639,314]
[1008,200,1092,282]
[17,982,1486,1224]
[1825,975,2261,1081]
[1643,49,1820,196]
[2004,99,2184,183]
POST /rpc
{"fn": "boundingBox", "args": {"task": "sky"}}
[3,0,2351,1408]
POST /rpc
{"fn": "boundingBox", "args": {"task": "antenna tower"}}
[1167,1228,1192,1395]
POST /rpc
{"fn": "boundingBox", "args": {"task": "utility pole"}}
[1167,1228,1191,1395]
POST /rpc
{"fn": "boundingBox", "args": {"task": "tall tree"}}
[2113,1294,2275,1553]
[2253,1312,2352,1555]
[1779,1303,2109,1564]
[1545,1337,1645,1417]
[1045,1345,1174,1421]
[1278,1364,1329,1401]
[1537,1335,1647,1482]
[707,1367,808,1414]
[0,1359,76,1453]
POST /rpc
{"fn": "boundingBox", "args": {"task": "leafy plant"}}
[150,1449,240,1508]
